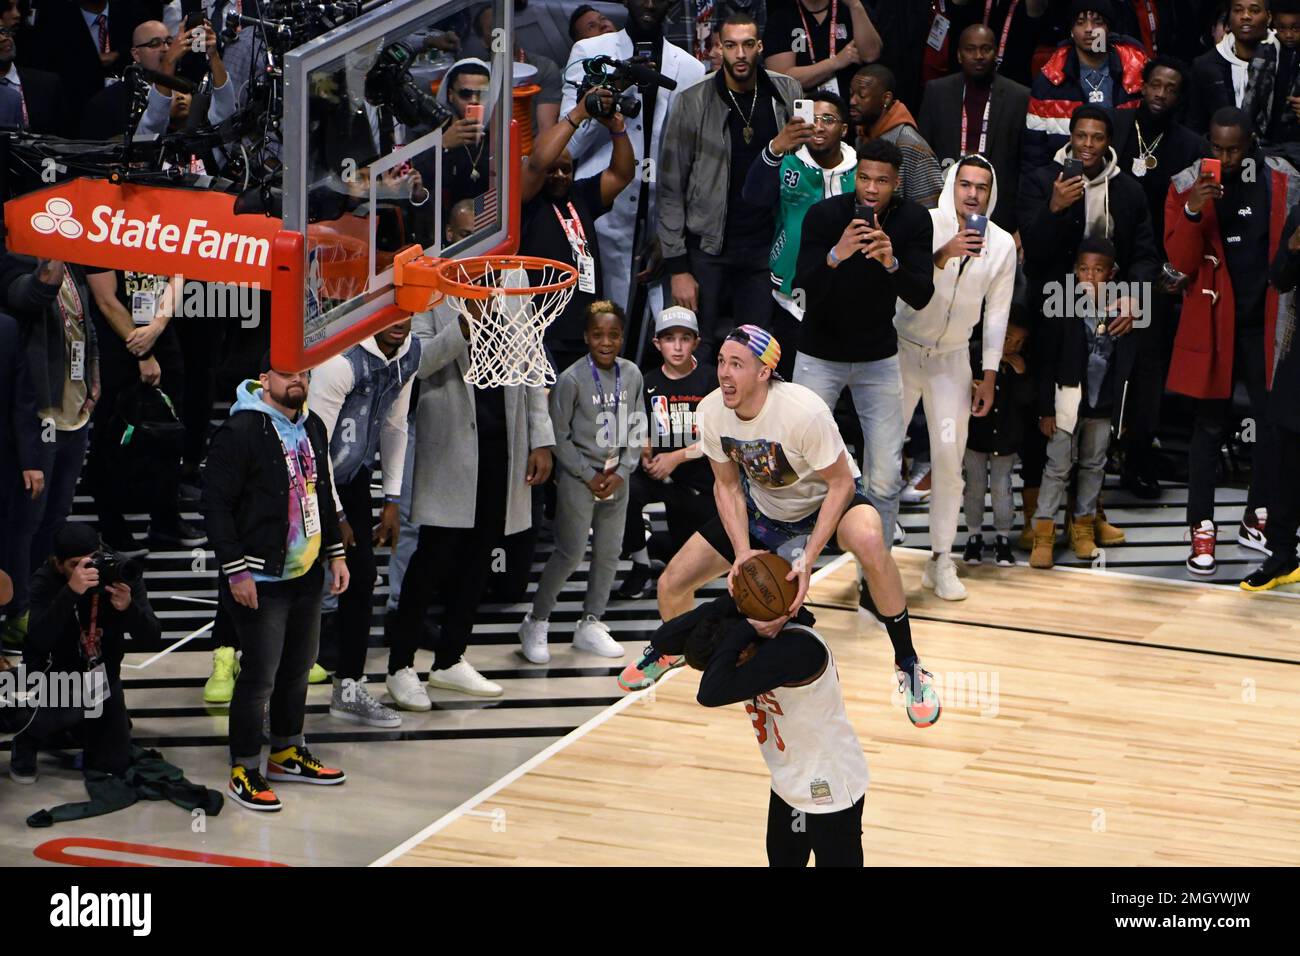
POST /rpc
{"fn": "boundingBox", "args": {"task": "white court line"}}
[121,621,214,669]
[369,551,854,867]
[891,545,1300,600]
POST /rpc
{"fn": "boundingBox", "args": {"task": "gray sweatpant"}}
[963,450,1017,537]
[1036,417,1111,521]
[531,471,629,621]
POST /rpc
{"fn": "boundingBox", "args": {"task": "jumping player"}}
[618,325,939,728]
[667,595,870,866]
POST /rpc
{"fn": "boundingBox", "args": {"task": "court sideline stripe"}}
[368,552,854,867]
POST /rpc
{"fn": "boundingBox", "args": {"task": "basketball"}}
[733,553,798,622]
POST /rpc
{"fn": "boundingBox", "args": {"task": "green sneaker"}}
[0,611,28,650]
[203,646,239,704]
[307,661,330,684]
[617,645,685,692]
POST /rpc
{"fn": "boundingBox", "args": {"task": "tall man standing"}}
[895,156,1016,601]
[659,12,802,359]
[792,138,936,542]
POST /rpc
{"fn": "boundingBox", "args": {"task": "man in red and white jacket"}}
[1024,0,1148,169]
[1163,107,1299,578]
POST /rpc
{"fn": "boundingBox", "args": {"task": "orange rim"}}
[431,255,577,299]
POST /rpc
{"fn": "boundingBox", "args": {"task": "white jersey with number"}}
[746,625,870,813]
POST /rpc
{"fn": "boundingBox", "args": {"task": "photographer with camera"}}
[562,0,705,339]
[9,522,157,784]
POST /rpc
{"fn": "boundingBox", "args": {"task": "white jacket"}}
[894,160,1016,372]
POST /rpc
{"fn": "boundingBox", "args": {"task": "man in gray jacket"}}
[384,301,555,710]
[658,13,802,359]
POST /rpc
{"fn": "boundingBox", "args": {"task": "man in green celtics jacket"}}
[742,90,857,378]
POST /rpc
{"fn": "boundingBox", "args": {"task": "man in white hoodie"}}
[894,156,1015,600]
[1188,0,1279,137]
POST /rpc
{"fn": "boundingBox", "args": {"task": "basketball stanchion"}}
[391,248,577,387]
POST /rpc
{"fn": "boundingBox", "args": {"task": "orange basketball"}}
[733,553,798,622]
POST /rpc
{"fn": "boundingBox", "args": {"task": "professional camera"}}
[365,40,454,132]
[575,55,678,120]
[88,550,143,592]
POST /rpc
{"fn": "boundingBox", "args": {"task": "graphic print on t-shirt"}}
[721,436,798,488]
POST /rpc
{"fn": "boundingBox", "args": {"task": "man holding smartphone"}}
[791,137,936,546]
[894,155,1016,600]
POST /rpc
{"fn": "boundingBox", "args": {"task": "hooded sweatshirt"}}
[895,161,1016,372]
[1054,142,1123,239]
[863,101,945,208]
[232,380,322,582]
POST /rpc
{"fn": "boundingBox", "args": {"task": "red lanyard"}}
[78,594,102,663]
[552,201,588,259]
[55,273,84,336]
[961,85,992,154]
[797,0,839,63]
[1135,0,1158,54]
[984,0,1019,64]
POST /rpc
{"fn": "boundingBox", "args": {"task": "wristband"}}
[611,128,629,138]
[384,496,402,505]
[228,570,253,586]
[884,257,899,273]
[566,113,581,130]
[827,246,842,267]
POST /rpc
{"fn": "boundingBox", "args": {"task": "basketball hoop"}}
[398,254,577,388]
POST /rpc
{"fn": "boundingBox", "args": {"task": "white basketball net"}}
[444,260,576,388]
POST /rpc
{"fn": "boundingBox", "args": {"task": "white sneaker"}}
[428,658,503,697]
[572,615,626,658]
[922,553,968,601]
[518,613,551,664]
[386,666,432,711]
[1236,508,1271,555]
[902,464,932,503]
[893,521,907,545]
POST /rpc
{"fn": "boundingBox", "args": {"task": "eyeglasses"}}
[453,88,486,101]
[133,37,173,50]
[0,27,15,38]
[811,114,842,127]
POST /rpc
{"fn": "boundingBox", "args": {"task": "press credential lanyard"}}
[961,85,992,153]
[588,355,622,472]
[554,201,596,294]
[273,423,322,537]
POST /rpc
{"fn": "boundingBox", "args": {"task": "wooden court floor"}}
[389,551,1300,866]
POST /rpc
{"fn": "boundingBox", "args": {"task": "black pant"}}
[11,674,131,776]
[1187,330,1276,525]
[620,469,717,559]
[1121,294,1174,478]
[765,789,865,867]
[175,314,225,474]
[689,234,775,362]
[87,320,185,542]
[222,564,324,764]
[767,300,801,382]
[1265,421,1300,561]
[388,437,508,673]
[333,468,378,681]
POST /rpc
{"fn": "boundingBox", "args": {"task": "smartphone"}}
[185,10,204,30]
[464,104,484,124]
[634,40,655,66]
[1062,158,1084,180]
[793,98,814,125]
[966,213,988,256]
[1202,157,1222,183]
[854,202,876,228]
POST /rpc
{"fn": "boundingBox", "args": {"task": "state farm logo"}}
[30,198,84,239]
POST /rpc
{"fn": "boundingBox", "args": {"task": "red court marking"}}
[33,837,288,867]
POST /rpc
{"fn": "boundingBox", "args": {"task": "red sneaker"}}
[1186,521,1217,576]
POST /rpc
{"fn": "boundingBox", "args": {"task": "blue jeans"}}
[793,352,905,536]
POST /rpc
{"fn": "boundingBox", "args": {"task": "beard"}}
[273,386,307,411]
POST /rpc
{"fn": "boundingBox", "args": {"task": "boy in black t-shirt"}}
[615,307,718,600]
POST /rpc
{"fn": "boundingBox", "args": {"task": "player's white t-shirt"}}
[696,381,860,523]
[747,625,870,813]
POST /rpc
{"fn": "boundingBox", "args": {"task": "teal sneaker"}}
[0,611,28,650]
[895,657,941,728]
[618,645,685,692]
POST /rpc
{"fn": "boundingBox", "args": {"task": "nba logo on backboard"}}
[305,246,326,347]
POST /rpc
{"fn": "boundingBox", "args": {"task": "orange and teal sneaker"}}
[895,657,941,728]
[229,765,281,811]
[617,644,685,692]
[267,744,347,785]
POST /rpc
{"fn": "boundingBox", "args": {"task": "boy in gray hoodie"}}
[518,302,645,663]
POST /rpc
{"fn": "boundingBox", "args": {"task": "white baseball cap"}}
[654,306,699,336]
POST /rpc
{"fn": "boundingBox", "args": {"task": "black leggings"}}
[765,789,865,867]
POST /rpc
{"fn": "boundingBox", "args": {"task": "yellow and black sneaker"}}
[1240,558,1300,593]
[230,765,282,812]
[267,744,346,785]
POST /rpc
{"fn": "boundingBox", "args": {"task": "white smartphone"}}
[793,99,814,125]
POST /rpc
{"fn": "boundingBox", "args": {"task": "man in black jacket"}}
[9,522,158,784]
[1186,0,1277,136]
[27,0,148,124]
[202,351,350,813]
[792,137,935,539]
[0,307,41,634]
[917,23,1031,238]
[1244,200,1300,591]
[1111,55,1209,497]
[1017,103,1159,540]
[0,2,67,136]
